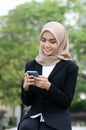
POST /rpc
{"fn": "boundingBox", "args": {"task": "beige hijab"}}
[35,21,72,66]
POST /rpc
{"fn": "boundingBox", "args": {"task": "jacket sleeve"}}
[21,62,36,106]
[21,79,37,106]
[46,62,79,109]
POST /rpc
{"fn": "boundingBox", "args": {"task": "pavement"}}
[5,126,86,130]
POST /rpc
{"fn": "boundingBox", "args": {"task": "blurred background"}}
[0,0,86,129]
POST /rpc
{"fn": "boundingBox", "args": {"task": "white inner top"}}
[42,65,55,78]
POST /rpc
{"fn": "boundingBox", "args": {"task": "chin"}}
[43,50,52,56]
[45,53,52,56]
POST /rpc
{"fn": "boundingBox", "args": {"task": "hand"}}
[34,76,51,90]
[23,72,35,91]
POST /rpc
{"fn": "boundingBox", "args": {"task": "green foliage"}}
[70,99,86,112]
[70,76,86,112]
[76,77,86,93]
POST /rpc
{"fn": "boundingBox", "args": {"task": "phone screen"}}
[27,71,39,77]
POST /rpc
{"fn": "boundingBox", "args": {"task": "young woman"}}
[18,21,79,130]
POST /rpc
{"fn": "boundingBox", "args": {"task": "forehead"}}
[41,31,55,38]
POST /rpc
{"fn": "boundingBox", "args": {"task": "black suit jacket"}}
[19,60,79,130]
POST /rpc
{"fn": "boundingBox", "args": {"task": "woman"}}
[18,21,79,130]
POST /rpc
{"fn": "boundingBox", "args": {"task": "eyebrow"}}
[50,38,56,41]
[41,36,56,41]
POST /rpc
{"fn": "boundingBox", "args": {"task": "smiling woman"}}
[17,21,79,130]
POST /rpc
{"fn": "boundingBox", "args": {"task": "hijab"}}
[35,21,72,66]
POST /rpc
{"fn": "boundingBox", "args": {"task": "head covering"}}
[35,21,72,66]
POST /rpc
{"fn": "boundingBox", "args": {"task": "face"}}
[40,31,58,56]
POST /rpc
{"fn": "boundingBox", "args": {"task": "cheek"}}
[52,45,58,54]
[52,44,58,50]
[40,41,44,48]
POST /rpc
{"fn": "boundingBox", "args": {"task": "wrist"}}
[23,84,29,91]
[46,82,51,91]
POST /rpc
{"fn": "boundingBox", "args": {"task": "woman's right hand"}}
[23,72,35,91]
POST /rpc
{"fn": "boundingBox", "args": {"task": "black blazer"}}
[19,60,79,130]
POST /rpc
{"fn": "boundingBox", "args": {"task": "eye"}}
[50,39,57,44]
[41,37,46,42]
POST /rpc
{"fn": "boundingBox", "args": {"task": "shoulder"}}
[25,60,40,70]
[25,60,37,71]
[26,60,36,66]
[57,60,79,73]
[63,60,79,72]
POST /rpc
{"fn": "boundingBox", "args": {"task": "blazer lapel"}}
[48,60,65,79]
[34,60,65,79]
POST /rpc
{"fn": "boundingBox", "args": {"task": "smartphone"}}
[27,71,39,77]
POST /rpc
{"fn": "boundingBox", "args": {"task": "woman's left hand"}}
[34,76,51,90]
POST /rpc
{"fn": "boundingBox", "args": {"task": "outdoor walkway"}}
[5,126,86,130]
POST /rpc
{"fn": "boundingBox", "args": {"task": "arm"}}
[21,62,36,106]
[46,62,79,109]
[21,80,36,106]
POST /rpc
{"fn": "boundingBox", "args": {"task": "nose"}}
[44,41,50,47]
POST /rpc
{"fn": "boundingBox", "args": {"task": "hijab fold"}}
[35,21,72,66]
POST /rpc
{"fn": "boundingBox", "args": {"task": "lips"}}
[44,48,52,52]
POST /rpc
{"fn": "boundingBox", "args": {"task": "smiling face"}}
[40,31,58,56]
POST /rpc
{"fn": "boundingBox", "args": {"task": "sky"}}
[0,0,78,26]
[0,0,66,16]
[0,0,32,16]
